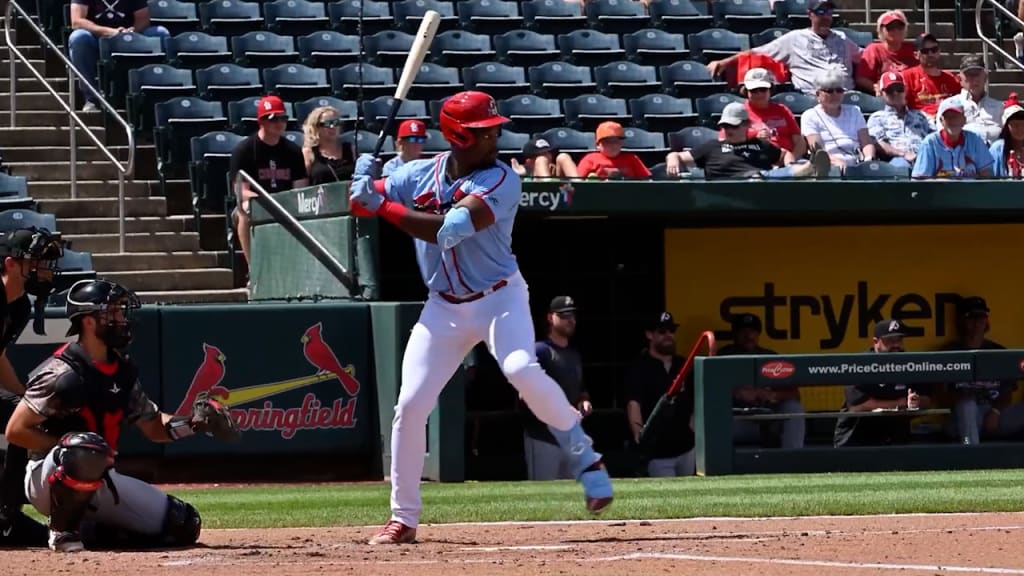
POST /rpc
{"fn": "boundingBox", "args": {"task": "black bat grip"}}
[373,98,404,159]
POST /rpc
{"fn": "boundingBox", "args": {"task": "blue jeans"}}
[68,26,170,105]
[889,156,913,169]
[760,164,802,179]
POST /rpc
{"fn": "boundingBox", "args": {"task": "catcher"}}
[4,279,240,552]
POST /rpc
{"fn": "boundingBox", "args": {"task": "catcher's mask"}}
[65,279,141,350]
[0,226,64,298]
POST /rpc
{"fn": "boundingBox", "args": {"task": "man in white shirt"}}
[944,55,1003,144]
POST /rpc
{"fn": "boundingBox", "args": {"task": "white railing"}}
[976,0,1024,70]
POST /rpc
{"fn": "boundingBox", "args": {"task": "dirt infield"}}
[5,512,1024,576]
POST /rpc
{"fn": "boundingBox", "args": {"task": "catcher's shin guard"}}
[547,422,614,513]
[82,495,201,550]
[47,432,114,533]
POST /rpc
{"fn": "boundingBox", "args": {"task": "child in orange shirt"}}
[575,122,652,179]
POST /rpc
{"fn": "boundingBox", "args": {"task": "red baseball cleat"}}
[368,520,416,545]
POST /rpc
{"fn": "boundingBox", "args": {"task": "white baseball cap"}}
[743,68,775,90]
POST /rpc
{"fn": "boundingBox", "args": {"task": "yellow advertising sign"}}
[665,224,1024,410]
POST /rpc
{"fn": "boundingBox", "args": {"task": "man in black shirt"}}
[229,95,309,264]
[717,314,805,448]
[942,296,1024,444]
[0,227,64,546]
[834,319,935,447]
[520,296,590,480]
[665,102,830,180]
[626,312,694,477]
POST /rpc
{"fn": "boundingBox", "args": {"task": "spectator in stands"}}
[511,138,579,179]
[520,296,591,481]
[665,103,830,179]
[382,120,426,177]
[229,95,309,265]
[942,56,1003,145]
[68,0,169,111]
[706,0,862,96]
[740,68,807,158]
[867,71,932,169]
[989,93,1024,178]
[912,98,994,179]
[302,106,354,185]
[717,314,805,449]
[833,319,935,447]
[801,68,876,169]
[855,10,918,95]
[940,297,1024,445]
[902,33,961,126]
[576,122,652,179]
[626,312,694,477]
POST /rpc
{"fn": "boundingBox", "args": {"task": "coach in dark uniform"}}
[520,296,591,480]
[0,227,64,546]
[834,319,934,447]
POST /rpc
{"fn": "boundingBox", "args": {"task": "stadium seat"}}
[773,0,810,28]
[696,92,746,125]
[148,0,200,34]
[231,31,298,68]
[584,0,651,35]
[660,60,729,98]
[646,0,713,35]
[263,64,330,102]
[563,93,630,131]
[293,96,358,127]
[366,30,416,68]
[538,127,595,153]
[457,0,523,36]
[688,28,750,63]
[198,0,263,37]
[327,0,392,35]
[648,161,670,179]
[623,28,689,67]
[98,32,166,107]
[392,0,459,33]
[164,31,232,69]
[843,160,911,180]
[668,125,718,150]
[283,131,305,146]
[496,129,529,155]
[196,63,263,102]
[843,92,884,115]
[713,0,775,34]
[835,26,874,49]
[362,96,429,132]
[264,0,328,37]
[557,29,625,67]
[623,126,668,165]
[494,30,560,68]
[154,97,228,182]
[409,62,462,101]
[421,129,450,154]
[430,31,495,69]
[0,173,28,197]
[54,249,96,294]
[463,62,529,101]
[341,129,392,155]
[772,91,817,118]
[127,64,197,135]
[330,63,396,100]
[630,94,697,131]
[521,0,587,35]
[751,27,789,48]
[498,94,565,134]
[190,131,244,228]
[528,61,596,99]
[227,96,297,134]
[297,31,361,68]
[594,61,660,99]
[0,210,56,235]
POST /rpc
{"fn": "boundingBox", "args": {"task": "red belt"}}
[439,279,508,304]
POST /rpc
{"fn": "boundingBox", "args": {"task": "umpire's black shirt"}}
[521,339,585,445]
[0,278,31,356]
[627,351,694,459]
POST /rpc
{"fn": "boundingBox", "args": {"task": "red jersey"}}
[576,151,652,179]
[856,42,919,86]
[902,66,961,116]
[746,101,801,152]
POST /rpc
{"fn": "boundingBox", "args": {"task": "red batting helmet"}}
[438,91,510,149]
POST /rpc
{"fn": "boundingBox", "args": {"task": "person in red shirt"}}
[576,122,652,179]
[902,33,960,123]
[740,68,807,157]
[856,10,919,95]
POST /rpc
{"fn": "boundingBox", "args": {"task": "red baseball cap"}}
[879,11,906,26]
[397,119,426,140]
[257,95,287,119]
[879,71,905,91]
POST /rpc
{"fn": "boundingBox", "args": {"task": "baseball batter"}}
[349,91,613,545]
[4,279,240,552]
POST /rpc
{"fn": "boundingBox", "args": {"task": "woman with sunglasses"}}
[382,120,427,177]
[856,10,918,96]
[302,106,355,185]
[801,68,876,170]
[740,68,806,158]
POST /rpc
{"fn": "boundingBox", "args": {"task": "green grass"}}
[128,469,1024,529]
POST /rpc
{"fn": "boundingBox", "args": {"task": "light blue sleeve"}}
[381,157,400,177]
[969,133,995,173]
[384,159,432,206]
[468,163,521,221]
[989,140,1006,178]
[912,136,937,178]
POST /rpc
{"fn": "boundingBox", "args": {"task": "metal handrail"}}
[3,0,134,253]
[977,0,1024,70]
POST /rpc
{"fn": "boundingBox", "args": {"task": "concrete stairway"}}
[0,17,246,304]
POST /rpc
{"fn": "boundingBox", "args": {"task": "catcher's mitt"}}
[190,398,242,443]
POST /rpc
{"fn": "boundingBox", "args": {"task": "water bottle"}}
[1009,150,1021,179]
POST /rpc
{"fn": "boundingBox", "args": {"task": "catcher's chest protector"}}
[38,343,139,452]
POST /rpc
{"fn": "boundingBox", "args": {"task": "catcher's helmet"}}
[438,91,509,149]
[65,279,141,347]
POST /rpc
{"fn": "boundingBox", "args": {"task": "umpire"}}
[0,227,64,546]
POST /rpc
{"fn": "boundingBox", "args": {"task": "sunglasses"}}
[884,21,906,30]
[318,118,343,128]
[884,86,906,94]
[819,87,844,94]
[402,136,427,143]
[555,311,576,319]
[919,46,939,54]
[811,7,832,15]
[262,113,288,122]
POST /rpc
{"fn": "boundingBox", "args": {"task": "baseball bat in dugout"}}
[637,330,716,451]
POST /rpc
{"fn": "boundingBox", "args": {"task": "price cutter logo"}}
[760,360,796,379]
[175,322,360,439]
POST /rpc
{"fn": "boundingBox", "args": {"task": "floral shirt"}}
[867,105,933,155]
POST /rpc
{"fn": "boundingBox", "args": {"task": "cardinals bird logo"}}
[175,343,228,416]
[302,322,360,395]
